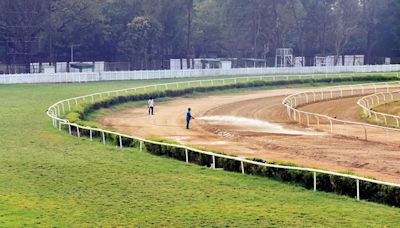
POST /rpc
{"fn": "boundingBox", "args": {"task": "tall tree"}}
[123,16,161,68]
[45,0,106,62]
[332,0,360,65]
[185,0,194,68]
[0,0,48,71]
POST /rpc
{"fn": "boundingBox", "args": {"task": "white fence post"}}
[119,135,123,148]
[364,127,368,140]
[313,172,317,191]
[57,105,60,117]
[241,161,245,174]
[212,155,216,169]
[102,131,105,145]
[356,179,360,201]
[185,148,189,163]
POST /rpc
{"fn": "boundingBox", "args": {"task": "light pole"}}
[70,44,80,62]
[70,45,74,62]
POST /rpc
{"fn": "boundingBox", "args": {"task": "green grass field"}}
[1,78,400,226]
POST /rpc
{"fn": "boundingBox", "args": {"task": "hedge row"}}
[61,75,400,207]
[143,142,400,207]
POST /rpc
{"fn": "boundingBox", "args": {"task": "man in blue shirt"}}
[186,108,195,129]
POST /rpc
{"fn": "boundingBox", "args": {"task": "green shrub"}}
[188,150,212,167]
[144,142,187,162]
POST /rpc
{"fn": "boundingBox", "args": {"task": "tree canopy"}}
[0,0,399,69]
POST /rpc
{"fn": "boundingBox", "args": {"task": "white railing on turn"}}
[358,90,400,127]
[47,73,400,203]
[282,81,400,143]
[2,64,400,84]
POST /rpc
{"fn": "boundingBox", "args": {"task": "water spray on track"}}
[198,115,324,136]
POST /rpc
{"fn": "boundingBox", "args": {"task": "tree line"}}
[0,0,399,71]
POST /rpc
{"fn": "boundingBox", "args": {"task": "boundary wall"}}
[2,64,400,84]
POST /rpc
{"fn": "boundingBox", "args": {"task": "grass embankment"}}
[0,77,400,226]
[374,101,400,116]
[361,100,400,128]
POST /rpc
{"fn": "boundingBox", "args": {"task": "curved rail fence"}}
[47,74,400,206]
[282,81,400,144]
[358,90,400,128]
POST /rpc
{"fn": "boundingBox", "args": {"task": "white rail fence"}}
[358,91,400,127]
[282,81,400,144]
[2,64,400,84]
[46,74,400,203]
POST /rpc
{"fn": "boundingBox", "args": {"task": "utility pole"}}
[186,0,193,69]
[70,44,81,63]
[70,45,74,62]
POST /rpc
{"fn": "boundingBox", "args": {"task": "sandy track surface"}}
[300,96,363,121]
[99,89,400,182]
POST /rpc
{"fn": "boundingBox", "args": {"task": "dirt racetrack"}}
[99,89,400,182]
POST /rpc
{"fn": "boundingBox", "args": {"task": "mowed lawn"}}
[0,80,399,227]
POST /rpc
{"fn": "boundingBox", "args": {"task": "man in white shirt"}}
[148,97,154,115]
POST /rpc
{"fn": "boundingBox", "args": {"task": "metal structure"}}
[275,48,293,67]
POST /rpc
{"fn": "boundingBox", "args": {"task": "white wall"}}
[221,61,232,69]
[1,65,399,84]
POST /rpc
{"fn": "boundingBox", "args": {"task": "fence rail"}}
[282,81,400,143]
[2,64,400,84]
[358,90,400,127]
[47,73,400,204]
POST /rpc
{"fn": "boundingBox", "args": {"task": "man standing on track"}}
[148,97,154,115]
[186,108,195,129]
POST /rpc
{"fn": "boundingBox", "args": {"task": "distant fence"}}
[1,64,400,84]
[282,81,400,144]
[358,90,400,127]
[46,74,400,206]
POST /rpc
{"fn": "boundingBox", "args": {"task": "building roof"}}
[242,58,266,63]
[200,59,221,64]
[70,62,94,69]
